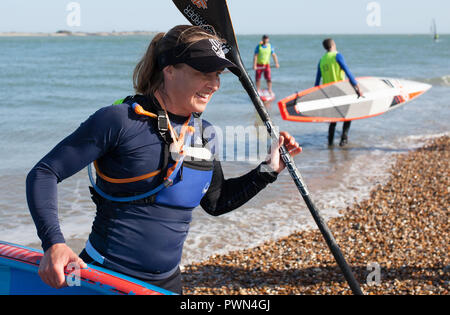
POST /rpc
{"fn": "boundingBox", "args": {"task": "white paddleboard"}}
[278,77,431,122]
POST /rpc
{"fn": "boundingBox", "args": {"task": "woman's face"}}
[162,63,222,116]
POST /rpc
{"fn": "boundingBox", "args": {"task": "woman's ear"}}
[162,65,175,80]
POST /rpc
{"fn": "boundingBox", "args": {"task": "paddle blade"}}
[172,0,244,77]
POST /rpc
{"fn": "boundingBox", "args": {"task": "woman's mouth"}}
[195,92,211,102]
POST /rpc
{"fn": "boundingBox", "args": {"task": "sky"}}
[0,0,449,34]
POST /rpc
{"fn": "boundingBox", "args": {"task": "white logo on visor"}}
[209,39,226,59]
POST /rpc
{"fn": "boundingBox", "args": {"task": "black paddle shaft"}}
[172,0,363,295]
[239,69,364,295]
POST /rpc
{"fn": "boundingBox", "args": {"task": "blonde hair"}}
[133,25,222,96]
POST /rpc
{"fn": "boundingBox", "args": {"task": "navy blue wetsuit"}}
[26,95,278,291]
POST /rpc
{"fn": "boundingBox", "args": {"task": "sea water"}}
[0,34,449,265]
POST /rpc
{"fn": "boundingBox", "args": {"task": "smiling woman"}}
[25,24,301,294]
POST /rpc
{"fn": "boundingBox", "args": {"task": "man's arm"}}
[253,54,258,70]
[272,53,280,68]
[253,45,260,69]
[336,53,363,96]
[335,53,357,86]
[271,46,279,68]
[315,62,322,86]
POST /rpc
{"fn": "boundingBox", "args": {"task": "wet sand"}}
[181,136,449,295]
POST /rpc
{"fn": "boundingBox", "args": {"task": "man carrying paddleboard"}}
[253,35,280,97]
[26,25,301,294]
[315,38,363,146]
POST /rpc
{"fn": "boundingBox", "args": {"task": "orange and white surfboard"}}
[278,77,431,123]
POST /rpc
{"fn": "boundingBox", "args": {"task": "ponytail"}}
[133,32,166,96]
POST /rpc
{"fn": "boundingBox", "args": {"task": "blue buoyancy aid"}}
[88,96,214,209]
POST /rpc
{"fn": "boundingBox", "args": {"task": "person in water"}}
[315,38,363,146]
[26,25,302,294]
[253,34,280,96]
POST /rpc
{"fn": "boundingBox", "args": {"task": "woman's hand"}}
[38,243,87,289]
[266,131,302,173]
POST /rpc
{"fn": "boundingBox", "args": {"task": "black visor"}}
[157,38,239,74]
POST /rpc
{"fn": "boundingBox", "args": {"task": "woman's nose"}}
[206,74,220,91]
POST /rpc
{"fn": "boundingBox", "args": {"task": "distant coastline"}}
[0,30,157,37]
[0,31,447,37]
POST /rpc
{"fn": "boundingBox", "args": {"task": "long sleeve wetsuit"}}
[26,96,278,281]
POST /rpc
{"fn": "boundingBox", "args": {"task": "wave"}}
[422,75,450,87]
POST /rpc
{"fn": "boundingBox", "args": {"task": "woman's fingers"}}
[266,131,302,174]
[54,263,68,288]
[38,262,64,288]
[38,243,87,289]
[78,258,88,269]
[289,146,302,156]
[279,131,302,156]
[278,135,285,147]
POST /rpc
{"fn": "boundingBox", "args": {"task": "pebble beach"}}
[181,136,449,295]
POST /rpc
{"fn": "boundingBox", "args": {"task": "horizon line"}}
[1,30,448,36]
